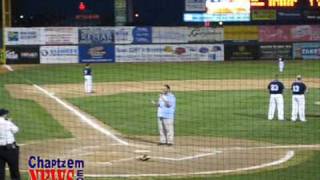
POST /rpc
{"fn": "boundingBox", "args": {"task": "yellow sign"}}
[269,0,298,7]
[224,26,259,41]
[251,9,277,20]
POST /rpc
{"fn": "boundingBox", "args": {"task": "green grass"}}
[4,61,320,84]
[1,61,319,179]
[69,89,320,144]
[0,84,72,143]
[0,61,319,142]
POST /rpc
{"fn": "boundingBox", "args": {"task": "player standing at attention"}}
[278,57,285,73]
[152,85,176,146]
[83,63,93,94]
[267,74,285,121]
[291,75,307,122]
[0,109,21,180]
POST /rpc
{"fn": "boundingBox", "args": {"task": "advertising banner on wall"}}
[259,44,292,60]
[114,26,134,44]
[116,44,224,62]
[114,26,152,44]
[187,27,223,43]
[6,46,40,64]
[303,10,320,20]
[224,26,258,41]
[79,45,115,63]
[40,46,78,64]
[185,0,206,11]
[152,27,189,43]
[132,27,152,44]
[79,27,114,44]
[259,25,320,42]
[44,27,78,45]
[5,28,44,45]
[225,43,259,60]
[277,10,303,21]
[251,9,276,21]
[293,43,320,60]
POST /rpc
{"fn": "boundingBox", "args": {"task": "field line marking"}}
[95,151,222,166]
[2,64,14,71]
[215,144,320,151]
[85,150,294,177]
[33,84,129,146]
[153,151,221,161]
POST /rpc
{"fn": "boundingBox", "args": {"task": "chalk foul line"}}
[33,84,129,146]
[2,64,14,71]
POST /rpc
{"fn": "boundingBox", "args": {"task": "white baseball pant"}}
[268,94,284,120]
[84,75,93,93]
[291,95,306,122]
[279,62,284,72]
[158,118,174,144]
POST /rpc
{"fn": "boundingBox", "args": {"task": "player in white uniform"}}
[152,85,176,146]
[83,63,93,94]
[278,57,285,73]
[291,75,307,122]
[267,75,285,121]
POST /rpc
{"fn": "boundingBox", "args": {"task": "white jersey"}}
[0,117,19,145]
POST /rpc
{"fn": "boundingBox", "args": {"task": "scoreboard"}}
[184,0,320,22]
[251,0,320,8]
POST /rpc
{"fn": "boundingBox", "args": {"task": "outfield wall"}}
[4,25,320,64]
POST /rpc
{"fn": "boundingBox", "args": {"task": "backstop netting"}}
[1,1,320,180]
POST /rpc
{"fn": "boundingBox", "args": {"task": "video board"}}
[184,0,320,22]
[184,0,251,22]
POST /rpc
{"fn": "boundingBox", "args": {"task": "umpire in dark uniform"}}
[0,109,21,180]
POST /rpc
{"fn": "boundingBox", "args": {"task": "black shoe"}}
[158,143,166,146]
[167,143,173,146]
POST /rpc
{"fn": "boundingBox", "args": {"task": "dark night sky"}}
[11,0,185,26]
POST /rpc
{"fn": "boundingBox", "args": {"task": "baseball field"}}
[1,60,320,179]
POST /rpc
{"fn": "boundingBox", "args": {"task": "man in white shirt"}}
[0,109,20,180]
[152,85,176,146]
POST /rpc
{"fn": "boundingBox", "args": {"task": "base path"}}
[24,78,320,98]
[6,79,320,178]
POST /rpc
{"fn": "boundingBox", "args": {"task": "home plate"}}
[134,150,150,153]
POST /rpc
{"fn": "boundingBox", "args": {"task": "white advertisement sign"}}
[116,44,224,62]
[44,27,78,45]
[5,28,44,45]
[152,27,189,43]
[114,26,134,44]
[40,46,79,64]
[188,27,224,42]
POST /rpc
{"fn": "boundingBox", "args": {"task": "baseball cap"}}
[0,109,9,116]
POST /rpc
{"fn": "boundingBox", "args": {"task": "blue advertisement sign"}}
[293,43,320,60]
[79,44,115,63]
[79,27,114,44]
[132,27,152,44]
